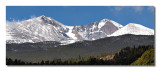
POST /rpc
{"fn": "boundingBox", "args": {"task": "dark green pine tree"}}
[41,60,44,65]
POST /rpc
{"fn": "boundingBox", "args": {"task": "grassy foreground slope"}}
[131,49,154,65]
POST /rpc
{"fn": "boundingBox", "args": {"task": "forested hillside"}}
[131,49,154,65]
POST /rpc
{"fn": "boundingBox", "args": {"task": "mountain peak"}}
[127,23,136,25]
[38,15,48,20]
[125,23,152,30]
[100,19,110,22]
[37,15,57,24]
[39,15,46,18]
[98,19,123,29]
[109,23,154,36]
[127,23,140,26]
[98,19,110,28]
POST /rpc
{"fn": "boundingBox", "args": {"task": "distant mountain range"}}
[6,15,154,44]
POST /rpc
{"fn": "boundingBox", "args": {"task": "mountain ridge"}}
[6,15,154,44]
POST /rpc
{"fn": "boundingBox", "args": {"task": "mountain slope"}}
[109,23,154,36]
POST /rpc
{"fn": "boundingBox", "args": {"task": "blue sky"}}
[6,6,155,29]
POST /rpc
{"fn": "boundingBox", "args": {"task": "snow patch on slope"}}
[60,40,77,45]
[66,26,77,40]
[98,22,105,28]
[110,20,123,29]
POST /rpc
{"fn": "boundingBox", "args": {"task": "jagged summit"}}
[98,19,123,29]
[36,15,48,20]
[36,15,67,28]
[40,15,46,17]
[38,15,53,20]
[38,15,46,18]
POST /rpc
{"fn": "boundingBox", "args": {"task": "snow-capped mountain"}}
[6,15,154,44]
[6,15,71,43]
[109,23,154,37]
[72,19,123,40]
